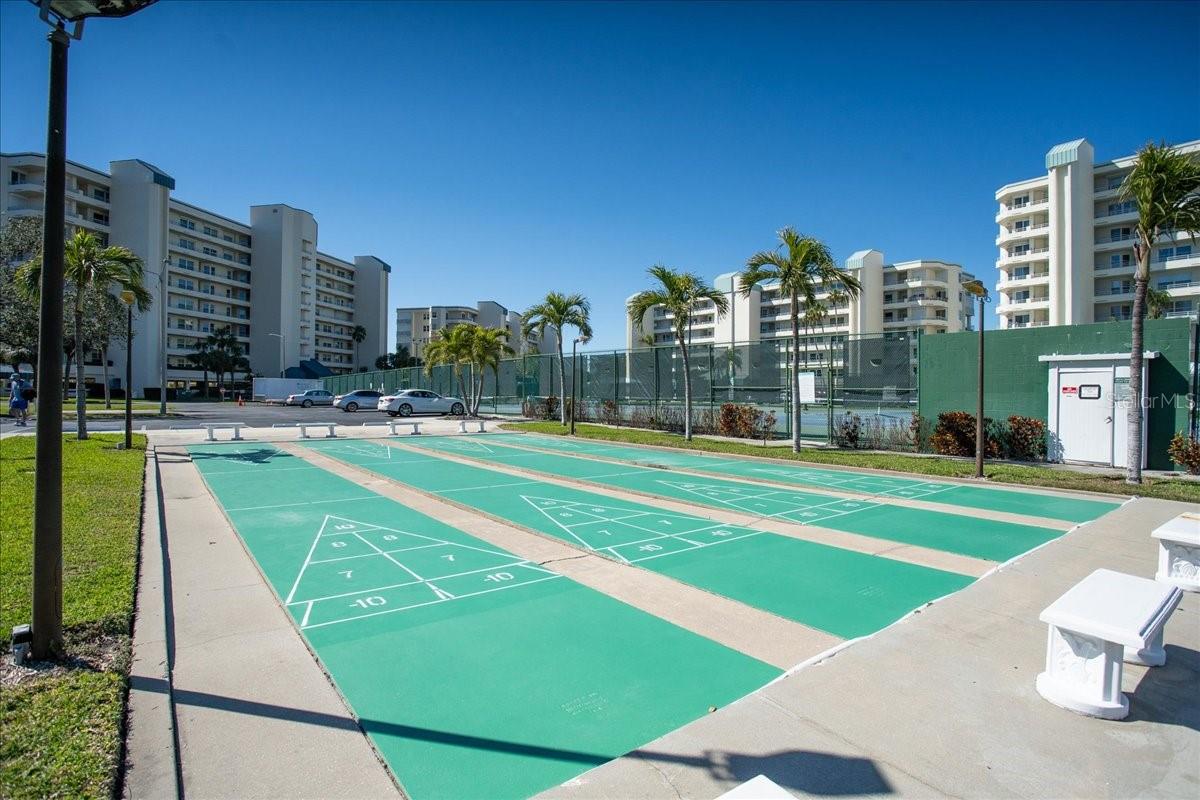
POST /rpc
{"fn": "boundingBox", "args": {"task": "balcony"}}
[1094,261,1134,273]
[998,271,1049,287]
[1008,320,1051,328]
[996,222,1049,245]
[1163,310,1198,319]
[999,247,1049,265]
[1159,252,1200,269]
[1094,286,1134,297]
[996,198,1049,222]
[7,179,44,195]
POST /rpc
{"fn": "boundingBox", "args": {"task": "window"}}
[1014,220,1029,232]
[203,226,218,237]
[10,170,27,184]
[178,218,195,230]
[1011,194,1029,208]
[1109,227,1131,242]
[92,188,108,202]
[178,239,195,250]
[1157,245,1193,262]
[1107,201,1135,216]
[1109,254,1131,268]
[91,211,108,225]
[176,257,195,270]
[1108,176,1124,190]
[202,246,218,256]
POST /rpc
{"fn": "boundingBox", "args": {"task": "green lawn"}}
[0,434,146,799]
[503,422,1200,503]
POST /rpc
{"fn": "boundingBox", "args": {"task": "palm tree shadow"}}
[1126,644,1200,732]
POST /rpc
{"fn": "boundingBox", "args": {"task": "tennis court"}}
[398,435,1068,562]
[187,443,779,800]
[500,434,1123,523]
[305,439,974,639]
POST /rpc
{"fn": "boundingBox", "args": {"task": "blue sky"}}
[2,0,1197,350]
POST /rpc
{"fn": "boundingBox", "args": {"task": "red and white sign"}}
[1061,386,1078,395]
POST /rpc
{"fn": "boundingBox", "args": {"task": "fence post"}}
[827,361,834,446]
[654,346,660,412]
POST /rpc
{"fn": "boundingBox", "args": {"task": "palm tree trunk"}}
[74,308,88,440]
[790,292,801,453]
[1127,246,1149,483]
[102,346,112,410]
[557,343,567,425]
[681,328,691,441]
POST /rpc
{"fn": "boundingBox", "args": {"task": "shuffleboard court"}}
[399,436,1064,563]
[187,443,779,800]
[305,439,974,639]
[502,434,1123,523]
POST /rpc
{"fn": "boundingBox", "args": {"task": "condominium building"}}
[625,249,975,374]
[1,152,390,395]
[396,300,557,359]
[994,138,1200,329]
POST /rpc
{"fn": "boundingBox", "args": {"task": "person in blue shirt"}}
[8,374,31,426]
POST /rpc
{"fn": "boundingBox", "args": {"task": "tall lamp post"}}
[963,280,990,479]
[158,256,169,414]
[27,0,159,661]
[121,290,135,449]
[269,333,285,378]
[569,335,589,436]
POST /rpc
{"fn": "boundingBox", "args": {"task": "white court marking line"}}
[288,559,532,605]
[301,574,565,630]
[628,528,764,565]
[437,479,542,494]
[286,517,335,604]
[317,515,518,560]
[662,479,883,524]
[200,465,320,476]
[300,601,314,627]
[528,498,745,553]
[309,541,448,565]
[224,495,378,513]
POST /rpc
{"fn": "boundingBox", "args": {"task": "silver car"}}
[378,389,466,417]
[285,389,334,408]
[333,389,382,412]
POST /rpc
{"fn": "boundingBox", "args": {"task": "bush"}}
[520,395,560,421]
[1005,415,1046,462]
[1168,432,1200,475]
[930,411,1001,458]
[834,413,863,448]
[717,403,760,438]
[910,413,929,452]
[599,399,620,426]
[757,410,777,443]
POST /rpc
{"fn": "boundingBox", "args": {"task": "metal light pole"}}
[121,290,135,449]
[269,333,285,377]
[27,0,160,661]
[963,280,990,479]
[569,335,589,436]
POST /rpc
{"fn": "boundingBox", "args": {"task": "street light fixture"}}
[268,333,286,378]
[962,279,991,479]
[570,335,590,436]
[26,0,159,660]
[120,290,135,449]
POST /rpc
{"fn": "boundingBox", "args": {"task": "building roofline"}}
[168,197,251,231]
[2,151,111,181]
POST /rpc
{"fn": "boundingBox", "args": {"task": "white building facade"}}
[994,138,1200,329]
[396,300,557,359]
[1,152,390,395]
[625,249,976,374]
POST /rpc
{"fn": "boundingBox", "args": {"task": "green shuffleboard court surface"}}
[504,434,1122,524]
[400,436,1064,563]
[304,439,974,639]
[187,443,779,800]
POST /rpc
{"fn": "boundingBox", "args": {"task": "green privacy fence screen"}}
[323,332,920,442]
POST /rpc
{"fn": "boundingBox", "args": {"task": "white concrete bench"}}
[203,423,246,442]
[1153,512,1200,591]
[458,419,486,433]
[1036,568,1183,719]
[295,423,337,439]
[388,420,422,436]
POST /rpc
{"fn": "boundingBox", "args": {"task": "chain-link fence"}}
[324,332,920,444]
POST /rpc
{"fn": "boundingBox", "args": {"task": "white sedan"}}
[378,389,466,417]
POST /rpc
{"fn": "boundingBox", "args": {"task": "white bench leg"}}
[1156,540,1200,592]
[1125,626,1167,667]
[299,429,309,439]
[1036,625,1128,719]
[325,427,336,438]
[458,421,467,434]
[411,426,420,435]
[233,429,243,441]
[206,429,216,442]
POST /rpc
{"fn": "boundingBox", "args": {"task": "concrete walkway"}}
[123,425,1198,799]
[535,496,1199,799]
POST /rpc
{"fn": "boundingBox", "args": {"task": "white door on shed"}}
[1055,367,1114,465]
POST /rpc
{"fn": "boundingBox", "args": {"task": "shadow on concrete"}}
[187,446,292,465]
[130,677,891,794]
[1127,644,1200,733]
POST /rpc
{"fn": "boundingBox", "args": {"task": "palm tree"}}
[1146,286,1173,320]
[522,292,592,425]
[1119,142,1200,483]
[424,325,475,406]
[351,324,367,369]
[186,340,214,398]
[738,228,861,452]
[627,265,729,441]
[467,327,514,415]
[203,326,245,394]
[18,230,150,439]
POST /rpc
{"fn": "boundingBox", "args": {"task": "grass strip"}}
[502,422,1198,503]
